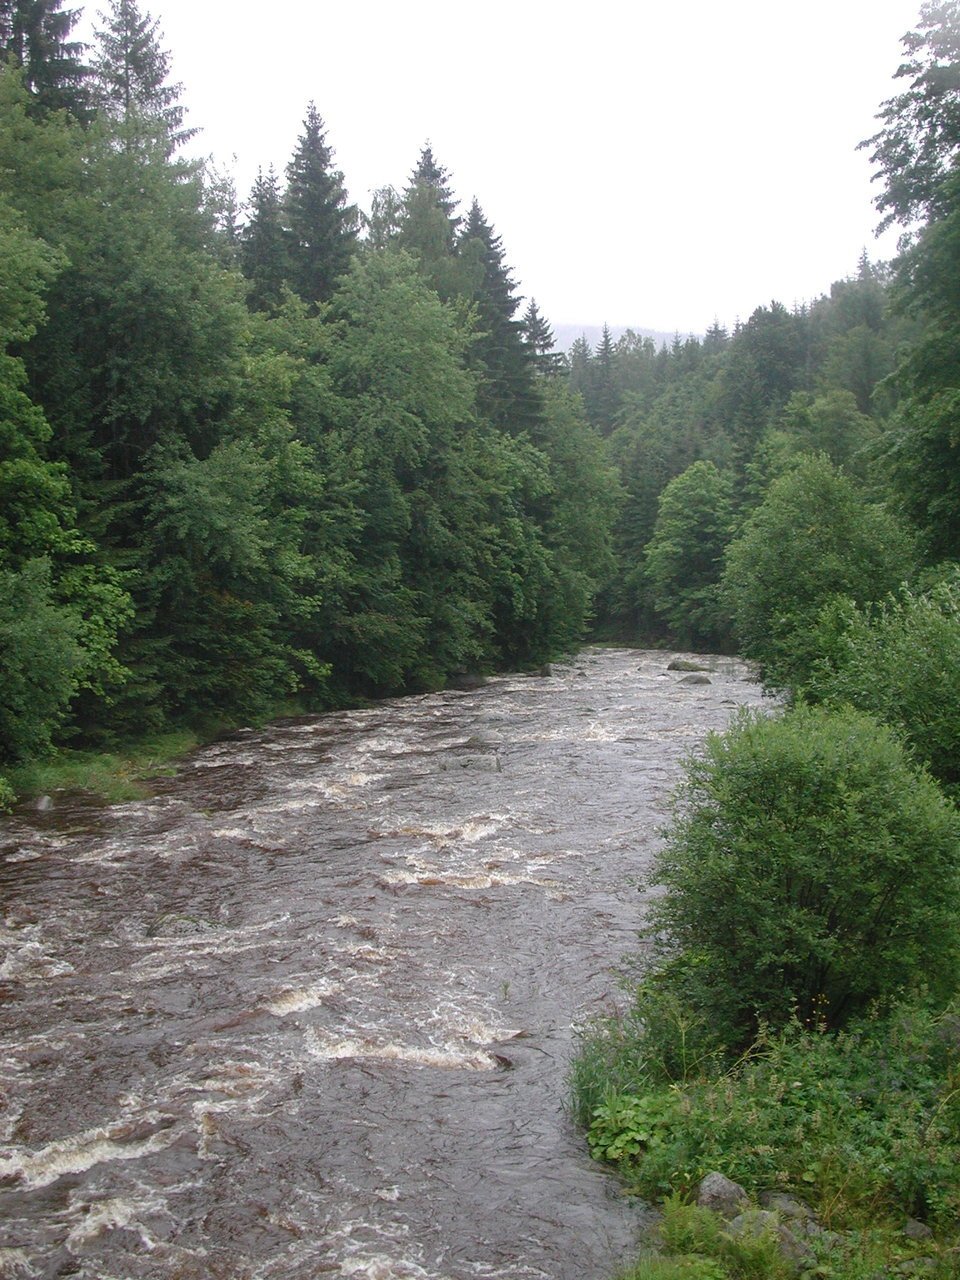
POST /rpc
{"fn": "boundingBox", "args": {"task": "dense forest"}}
[1,0,959,820]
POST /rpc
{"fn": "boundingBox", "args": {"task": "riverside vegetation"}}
[1,1,960,1275]
[570,7,960,1276]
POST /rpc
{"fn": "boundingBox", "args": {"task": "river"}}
[0,647,763,1279]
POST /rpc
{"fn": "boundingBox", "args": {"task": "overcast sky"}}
[78,0,924,334]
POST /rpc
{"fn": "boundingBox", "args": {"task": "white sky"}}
[77,0,924,334]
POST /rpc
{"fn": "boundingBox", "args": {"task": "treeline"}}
[0,1,619,803]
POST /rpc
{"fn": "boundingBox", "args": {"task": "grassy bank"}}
[0,694,327,812]
[2,729,204,809]
[573,993,960,1278]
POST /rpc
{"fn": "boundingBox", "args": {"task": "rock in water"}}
[668,658,711,672]
[680,673,712,685]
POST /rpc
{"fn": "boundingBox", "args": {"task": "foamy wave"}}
[262,979,340,1016]
[381,869,549,890]
[0,1117,183,1189]
[0,941,75,980]
[305,1029,496,1072]
[65,1194,165,1249]
[0,1248,38,1278]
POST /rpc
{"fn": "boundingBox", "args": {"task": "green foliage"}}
[617,1249,726,1280]
[860,0,960,236]
[0,558,81,762]
[284,102,358,305]
[650,704,960,1047]
[721,455,915,691]
[644,461,734,649]
[580,998,960,1232]
[806,573,960,797]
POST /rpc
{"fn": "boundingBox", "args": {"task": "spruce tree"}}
[458,198,540,434]
[283,102,358,306]
[91,0,192,153]
[241,167,289,312]
[405,142,460,237]
[521,298,564,375]
[0,0,89,118]
[398,144,463,297]
[591,322,619,432]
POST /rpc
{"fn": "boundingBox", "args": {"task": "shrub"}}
[648,704,960,1048]
[806,571,960,798]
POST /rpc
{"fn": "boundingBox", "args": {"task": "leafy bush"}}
[721,454,915,692]
[649,704,960,1048]
[806,572,960,797]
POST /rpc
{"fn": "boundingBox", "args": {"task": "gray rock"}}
[447,673,486,691]
[903,1219,934,1242]
[668,658,711,672]
[34,795,54,812]
[696,1171,749,1217]
[726,1209,812,1271]
[680,673,712,686]
[759,1192,815,1221]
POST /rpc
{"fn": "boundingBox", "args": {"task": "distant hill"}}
[552,323,699,353]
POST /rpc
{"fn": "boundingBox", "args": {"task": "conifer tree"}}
[0,0,88,117]
[241,167,289,312]
[283,102,358,305]
[458,198,540,433]
[405,142,460,238]
[398,144,463,296]
[91,0,192,153]
[591,322,619,432]
[521,298,564,375]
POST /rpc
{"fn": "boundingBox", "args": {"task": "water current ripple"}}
[0,647,763,1279]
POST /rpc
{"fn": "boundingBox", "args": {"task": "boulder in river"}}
[668,658,712,672]
[680,673,712,686]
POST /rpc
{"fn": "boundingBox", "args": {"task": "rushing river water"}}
[0,648,763,1280]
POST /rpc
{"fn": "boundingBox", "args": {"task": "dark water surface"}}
[0,648,763,1280]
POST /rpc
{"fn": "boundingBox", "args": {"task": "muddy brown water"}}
[0,648,763,1279]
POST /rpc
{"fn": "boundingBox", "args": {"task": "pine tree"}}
[405,142,460,237]
[521,298,564,375]
[283,102,358,306]
[0,0,89,118]
[91,0,192,153]
[592,322,619,432]
[398,144,463,296]
[241,167,289,312]
[458,199,540,433]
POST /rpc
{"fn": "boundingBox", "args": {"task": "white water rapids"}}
[0,647,763,1279]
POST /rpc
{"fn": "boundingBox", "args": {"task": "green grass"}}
[3,729,201,808]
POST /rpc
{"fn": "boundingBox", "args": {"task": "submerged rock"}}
[680,673,712,686]
[667,658,711,672]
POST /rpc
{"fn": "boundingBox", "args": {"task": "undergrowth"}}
[575,993,960,1278]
